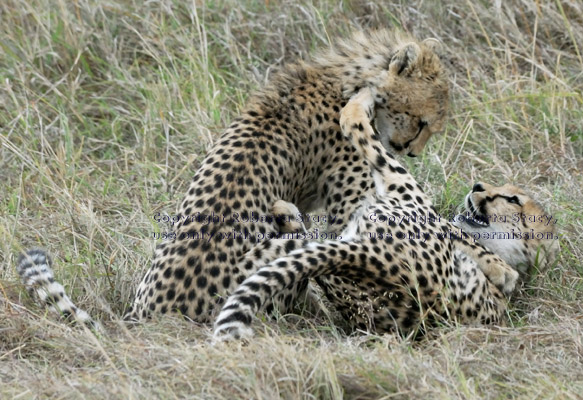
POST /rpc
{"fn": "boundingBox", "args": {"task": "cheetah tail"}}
[17,248,103,332]
[213,241,368,341]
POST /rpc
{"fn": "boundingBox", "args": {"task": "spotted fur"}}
[213,88,556,340]
[125,30,449,322]
[16,30,449,327]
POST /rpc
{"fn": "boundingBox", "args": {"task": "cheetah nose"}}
[472,183,485,193]
[407,152,417,158]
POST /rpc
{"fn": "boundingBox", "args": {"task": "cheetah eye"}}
[418,120,428,130]
[507,196,521,205]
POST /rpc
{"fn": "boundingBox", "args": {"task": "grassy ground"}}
[1,0,582,398]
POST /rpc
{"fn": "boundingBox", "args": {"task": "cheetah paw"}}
[272,199,311,233]
[490,266,519,296]
[340,87,376,136]
[349,87,375,117]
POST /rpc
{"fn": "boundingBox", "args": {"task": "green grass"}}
[1,0,583,398]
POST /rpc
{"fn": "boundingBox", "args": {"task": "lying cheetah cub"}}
[213,88,558,340]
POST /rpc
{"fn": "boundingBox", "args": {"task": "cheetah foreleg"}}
[340,88,518,295]
[271,200,311,234]
[454,237,519,295]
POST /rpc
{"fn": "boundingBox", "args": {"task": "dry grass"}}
[1,0,582,398]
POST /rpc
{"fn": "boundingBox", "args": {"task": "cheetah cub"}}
[213,88,558,340]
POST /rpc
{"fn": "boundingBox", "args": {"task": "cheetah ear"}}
[422,38,443,53]
[422,38,445,57]
[388,42,421,76]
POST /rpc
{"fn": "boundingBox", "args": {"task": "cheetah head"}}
[371,39,449,157]
[453,182,559,276]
